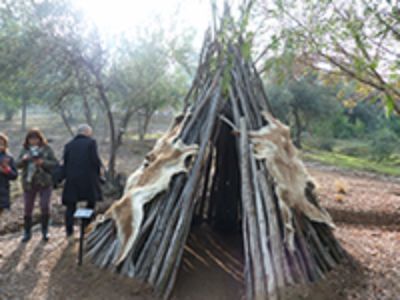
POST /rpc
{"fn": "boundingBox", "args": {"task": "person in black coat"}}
[61,124,103,238]
[0,133,18,215]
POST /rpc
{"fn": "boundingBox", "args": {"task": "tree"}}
[133,72,187,140]
[0,0,196,180]
[0,85,19,121]
[268,74,340,148]
[108,30,190,143]
[256,0,400,114]
[0,2,38,129]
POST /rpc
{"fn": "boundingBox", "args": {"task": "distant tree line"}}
[0,0,197,180]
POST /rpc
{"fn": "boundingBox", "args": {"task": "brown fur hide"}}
[249,111,334,250]
[92,114,198,265]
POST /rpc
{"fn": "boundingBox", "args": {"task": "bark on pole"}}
[240,117,266,300]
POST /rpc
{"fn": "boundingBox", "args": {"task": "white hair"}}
[77,124,93,136]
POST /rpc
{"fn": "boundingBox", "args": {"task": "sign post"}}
[73,208,94,266]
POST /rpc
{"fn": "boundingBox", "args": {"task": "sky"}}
[71,0,211,45]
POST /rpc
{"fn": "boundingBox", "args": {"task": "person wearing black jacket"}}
[0,133,18,215]
[61,124,103,238]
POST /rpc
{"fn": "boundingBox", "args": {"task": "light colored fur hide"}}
[124,114,186,194]
[93,115,198,265]
[249,111,334,250]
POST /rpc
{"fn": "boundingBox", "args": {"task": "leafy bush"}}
[311,120,334,138]
[331,115,367,139]
[331,115,354,139]
[387,117,400,138]
[369,129,399,161]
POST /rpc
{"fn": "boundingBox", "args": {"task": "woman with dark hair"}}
[16,128,58,242]
[0,133,18,215]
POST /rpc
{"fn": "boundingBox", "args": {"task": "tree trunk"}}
[76,68,94,128]
[116,107,138,149]
[292,107,302,149]
[82,95,94,128]
[59,106,74,137]
[137,113,145,141]
[21,97,28,131]
[94,74,117,179]
[137,109,153,142]
[141,108,154,141]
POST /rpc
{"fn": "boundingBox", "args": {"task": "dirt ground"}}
[1,164,399,300]
[1,114,400,299]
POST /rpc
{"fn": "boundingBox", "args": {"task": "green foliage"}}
[0,0,195,123]
[330,99,388,140]
[267,84,292,124]
[369,129,399,161]
[385,94,395,117]
[0,0,197,175]
[308,99,400,161]
[348,102,383,133]
[266,71,340,147]
[241,38,252,60]
[331,115,361,139]
[262,0,400,115]
[0,98,18,121]
[387,116,400,138]
[257,1,400,160]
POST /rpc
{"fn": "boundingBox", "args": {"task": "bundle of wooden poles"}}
[86,5,346,300]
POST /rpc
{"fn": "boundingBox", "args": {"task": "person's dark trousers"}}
[41,214,50,242]
[23,186,52,216]
[23,186,52,242]
[22,216,32,243]
[65,201,96,236]
[65,202,76,237]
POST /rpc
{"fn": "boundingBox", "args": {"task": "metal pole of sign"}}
[78,219,85,266]
[74,207,94,266]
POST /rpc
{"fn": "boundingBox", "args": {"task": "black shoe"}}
[22,232,31,243]
[22,216,32,243]
[66,228,74,237]
[41,214,50,242]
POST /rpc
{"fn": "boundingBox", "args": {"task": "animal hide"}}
[93,114,198,265]
[124,114,186,194]
[249,111,334,250]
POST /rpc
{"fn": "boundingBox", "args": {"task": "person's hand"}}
[0,165,11,174]
[34,158,44,166]
[22,154,30,161]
